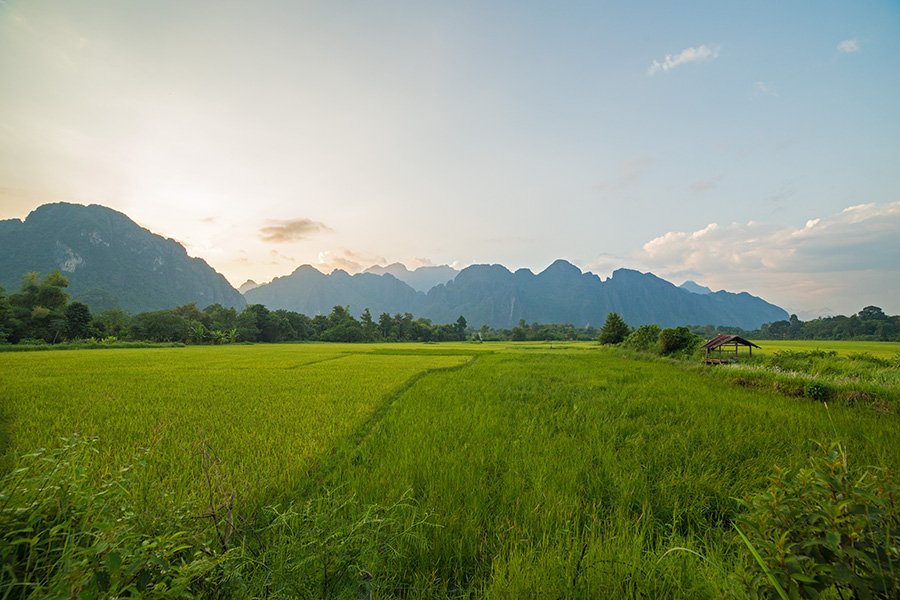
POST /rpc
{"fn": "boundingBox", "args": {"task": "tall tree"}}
[454,316,468,340]
[360,308,377,342]
[64,301,93,340]
[599,312,630,345]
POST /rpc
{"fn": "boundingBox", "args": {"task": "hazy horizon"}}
[2,1,898,316]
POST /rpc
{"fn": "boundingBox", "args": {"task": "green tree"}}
[658,326,699,355]
[599,312,631,345]
[64,301,92,340]
[129,311,190,342]
[0,287,12,344]
[9,272,70,342]
[623,324,661,352]
[360,308,377,342]
[91,309,131,339]
[378,312,394,341]
[454,316,467,341]
[236,304,268,342]
[203,304,238,332]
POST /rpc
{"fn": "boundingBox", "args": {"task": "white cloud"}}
[648,44,720,76]
[637,201,900,314]
[837,39,860,53]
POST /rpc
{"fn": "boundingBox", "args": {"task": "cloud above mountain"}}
[637,201,900,314]
[259,218,331,243]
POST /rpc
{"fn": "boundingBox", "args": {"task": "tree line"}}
[0,272,468,345]
[688,306,900,342]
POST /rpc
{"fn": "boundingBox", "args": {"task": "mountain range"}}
[1,202,789,328]
[247,259,788,329]
[0,203,245,313]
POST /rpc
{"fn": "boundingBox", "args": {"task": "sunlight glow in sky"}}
[1,1,898,315]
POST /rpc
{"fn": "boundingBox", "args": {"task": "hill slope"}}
[0,203,245,312]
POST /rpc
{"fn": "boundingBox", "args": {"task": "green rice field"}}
[1,341,898,597]
[756,339,900,358]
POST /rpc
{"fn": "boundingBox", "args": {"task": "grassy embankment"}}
[1,341,897,597]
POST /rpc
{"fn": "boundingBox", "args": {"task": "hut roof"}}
[701,334,761,350]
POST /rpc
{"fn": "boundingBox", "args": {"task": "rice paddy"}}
[1,341,898,597]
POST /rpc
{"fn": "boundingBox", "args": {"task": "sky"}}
[1,0,898,317]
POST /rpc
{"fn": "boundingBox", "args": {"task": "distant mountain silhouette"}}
[363,263,459,292]
[679,280,713,295]
[238,279,261,293]
[0,203,245,313]
[244,265,421,316]
[249,258,788,329]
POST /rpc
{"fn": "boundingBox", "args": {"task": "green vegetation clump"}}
[736,443,899,599]
[623,324,662,352]
[658,326,700,356]
[598,311,631,345]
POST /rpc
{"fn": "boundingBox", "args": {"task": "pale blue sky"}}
[1,1,898,315]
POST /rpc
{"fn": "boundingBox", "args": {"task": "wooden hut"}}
[701,334,760,364]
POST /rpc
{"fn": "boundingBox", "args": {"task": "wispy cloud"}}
[753,81,778,97]
[259,218,330,243]
[647,44,720,76]
[316,249,387,273]
[837,39,860,53]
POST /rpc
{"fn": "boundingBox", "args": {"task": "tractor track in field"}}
[299,352,483,492]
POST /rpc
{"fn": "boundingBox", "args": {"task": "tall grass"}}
[319,348,899,596]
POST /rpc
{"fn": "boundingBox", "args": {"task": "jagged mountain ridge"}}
[363,263,459,292]
[247,258,788,329]
[245,265,421,316]
[680,280,714,295]
[0,203,245,313]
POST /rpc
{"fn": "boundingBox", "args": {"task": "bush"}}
[623,324,661,353]
[736,443,899,599]
[658,326,699,356]
[804,381,833,402]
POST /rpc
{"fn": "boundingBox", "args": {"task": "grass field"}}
[1,341,898,597]
[0,344,471,512]
[755,339,900,358]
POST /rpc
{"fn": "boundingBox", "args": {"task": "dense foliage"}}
[691,306,900,342]
[737,443,899,599]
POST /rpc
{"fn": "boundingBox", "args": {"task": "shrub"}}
[623,324,661,353]
[804,381,833,402]
[658,326,699,356]
[736,443,899,599]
